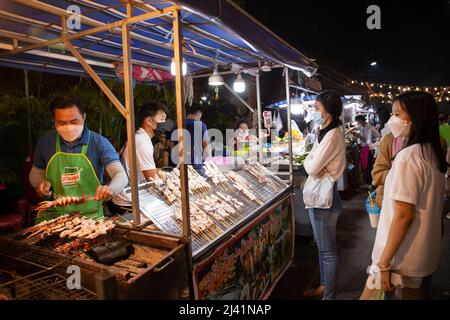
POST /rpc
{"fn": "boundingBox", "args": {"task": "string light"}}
[351,80,447,103]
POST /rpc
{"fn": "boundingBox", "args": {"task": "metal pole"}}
[24,69,32,154]
[173,8,194,299]
[222,82,254,114]
[123,2,140,226]
[256,73,264,163]
[284,67,294,185]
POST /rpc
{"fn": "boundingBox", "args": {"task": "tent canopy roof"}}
[0,0,318,79]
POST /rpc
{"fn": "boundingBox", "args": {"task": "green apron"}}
[39,132,104,222]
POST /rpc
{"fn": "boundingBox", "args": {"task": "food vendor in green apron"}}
[29,96,128,223]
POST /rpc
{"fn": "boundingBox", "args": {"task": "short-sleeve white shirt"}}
[113,128,156,206]
[371,144,445,277]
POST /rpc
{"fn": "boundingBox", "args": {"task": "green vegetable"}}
[293,153,309,165]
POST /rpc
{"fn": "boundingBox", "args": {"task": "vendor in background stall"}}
[110,103,167,215]
[171,104,210,176]
[154,131,173,168]
[228,121,258,153]
[376,106,391,136]
[349,115,381,188]
[29,96,128,221]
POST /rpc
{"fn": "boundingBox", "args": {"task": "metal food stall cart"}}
[0,0,318,300]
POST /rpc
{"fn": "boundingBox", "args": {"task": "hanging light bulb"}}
[170,58,187,76]
[261,61,272,72]
[208,65,224,86]
[233,73,246,93]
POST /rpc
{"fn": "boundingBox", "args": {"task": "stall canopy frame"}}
[0,0,315,299]
[0,0,318,77]
[0,0,315,246]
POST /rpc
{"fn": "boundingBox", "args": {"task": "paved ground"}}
[269,189,450,300]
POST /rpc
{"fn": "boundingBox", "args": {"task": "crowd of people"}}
[28,90,449,300]
[302,90,449,300]
[29,97,255,217]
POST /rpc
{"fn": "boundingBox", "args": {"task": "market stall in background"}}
[0,0,318,300]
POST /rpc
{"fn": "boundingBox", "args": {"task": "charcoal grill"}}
[0,238,98,300]
[0,225,187,300]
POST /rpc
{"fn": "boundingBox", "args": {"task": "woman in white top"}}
[302,91,346,300]
[360,92,446,300]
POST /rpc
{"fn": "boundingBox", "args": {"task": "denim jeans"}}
[308,186,342,300]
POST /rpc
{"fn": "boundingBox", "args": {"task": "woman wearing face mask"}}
[110,103,167,215]
[371,104,407,209]
[360,92,446,300]
[29,96,128,222]
[302,91,346,300]
[228,121,258,153]
[373,109,447,210]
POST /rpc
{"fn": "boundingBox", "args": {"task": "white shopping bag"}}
[303,174,334,209]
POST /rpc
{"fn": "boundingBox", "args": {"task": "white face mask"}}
[56,124,84,142]
[387,116,411,138]
[312,111,324,125]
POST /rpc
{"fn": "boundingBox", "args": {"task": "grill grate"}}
[0,239,97,300]
[121,167,288,256]
[2,273,96,300]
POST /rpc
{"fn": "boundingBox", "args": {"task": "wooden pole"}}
[64,40,127,118]
[123,1,140,226]
[173,8,194,299]
[2,3,179,57]
[173,9,190,242]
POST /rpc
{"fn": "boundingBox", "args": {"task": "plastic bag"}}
[273,110,283,131]
[303,174,334,209]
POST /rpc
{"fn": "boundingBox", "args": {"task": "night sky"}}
[242,0,450,86]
